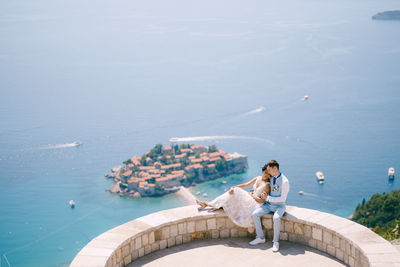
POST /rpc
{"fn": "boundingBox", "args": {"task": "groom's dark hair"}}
[266,160,279,170]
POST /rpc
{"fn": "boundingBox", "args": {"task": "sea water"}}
[1,0,400,265]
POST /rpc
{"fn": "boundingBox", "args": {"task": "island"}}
[372,10,400,20]
[105,144,248,198]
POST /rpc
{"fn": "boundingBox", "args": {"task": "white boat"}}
[316,171,325,184]
[298,191,304,195]
[195,191,201,195]
[388,167,395,180]
[202,193,208,197]
[69,200,75,208]
[222,180,227,184]
[302,95,309,101]
[73,141,83,147]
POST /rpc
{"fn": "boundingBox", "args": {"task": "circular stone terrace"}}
[70,205,400,267]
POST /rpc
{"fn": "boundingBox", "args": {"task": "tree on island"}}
[123,159,132,165]
[148,144,163,160]
[208,145,217,152]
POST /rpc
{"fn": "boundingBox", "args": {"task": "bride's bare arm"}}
[229,177,257,194]
[253,183,270,203]
[260,183,271,200]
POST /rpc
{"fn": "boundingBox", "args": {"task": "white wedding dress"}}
[207,176,269,228]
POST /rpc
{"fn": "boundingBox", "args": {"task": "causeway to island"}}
[105,144,248,198]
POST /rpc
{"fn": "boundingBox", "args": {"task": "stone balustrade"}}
[70,205,400,267]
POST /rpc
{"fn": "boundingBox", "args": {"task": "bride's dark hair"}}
[262,164,268,172]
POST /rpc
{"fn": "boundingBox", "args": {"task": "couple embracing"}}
[196,160,290,252]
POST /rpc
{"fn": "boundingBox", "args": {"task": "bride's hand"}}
[229,187,235,195]
[261,192,267,199]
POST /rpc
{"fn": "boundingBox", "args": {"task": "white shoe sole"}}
[249,239,265,246]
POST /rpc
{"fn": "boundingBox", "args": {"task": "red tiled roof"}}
[208,152,221,158]
[190,158,202,164]
[171,170,185,176]
[161,163,181,170]
[209,157,220,162]
[186,164,203,170]
[127,177,140,183]
[192,164,203,169]
[191,145,205,149]
[175,153,187,159]
[208,164,216,168]
[138,171,150,178]
[165,174,181,179]
[122,170,132,177]
[180,148,192,153]
[162,146,172,151]
[131,156,141,161]
[132,159,141,166]
[138,166,155,171]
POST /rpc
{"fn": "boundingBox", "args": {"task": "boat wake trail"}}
[244,106,265,115]
[169,135,275,145]
[38,142,82,150]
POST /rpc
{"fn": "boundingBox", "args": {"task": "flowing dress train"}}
[207,176,269,228]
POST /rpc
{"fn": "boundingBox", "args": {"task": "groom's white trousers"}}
[252,202,286,242]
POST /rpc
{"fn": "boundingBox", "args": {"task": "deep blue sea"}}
[1,0,400,266]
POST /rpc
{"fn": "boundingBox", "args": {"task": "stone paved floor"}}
[129,238,346,267]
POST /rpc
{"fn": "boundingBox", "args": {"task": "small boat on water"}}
[195,191,201,195]
[222,180,227,184]
[202,193,208,197]
[302,95,309,101]
[69,200,75,208]
[73,141,83,147]
[316,171,325,184]
[388,167,395,180]
[298,191,304,195]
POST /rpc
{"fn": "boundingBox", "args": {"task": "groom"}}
[249,160,290,252]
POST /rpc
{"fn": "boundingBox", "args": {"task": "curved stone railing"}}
[70,205,400,267]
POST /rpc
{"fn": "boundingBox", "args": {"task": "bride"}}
[196,165,271,232]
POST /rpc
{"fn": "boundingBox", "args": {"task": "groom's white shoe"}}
[249,237,265,245]
[272,242,279,252]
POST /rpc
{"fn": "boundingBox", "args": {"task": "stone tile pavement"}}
[129,238,346,267]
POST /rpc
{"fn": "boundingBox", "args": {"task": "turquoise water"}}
[1,0,400,265]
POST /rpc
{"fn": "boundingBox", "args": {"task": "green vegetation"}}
[352,190,400,240]
[215,158,227,172]
[123,159,132,165]
[147,144,163,159]
[154,183,165,194]
[208,145,217,152]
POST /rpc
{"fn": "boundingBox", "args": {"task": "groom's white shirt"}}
[266,173,290,204]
